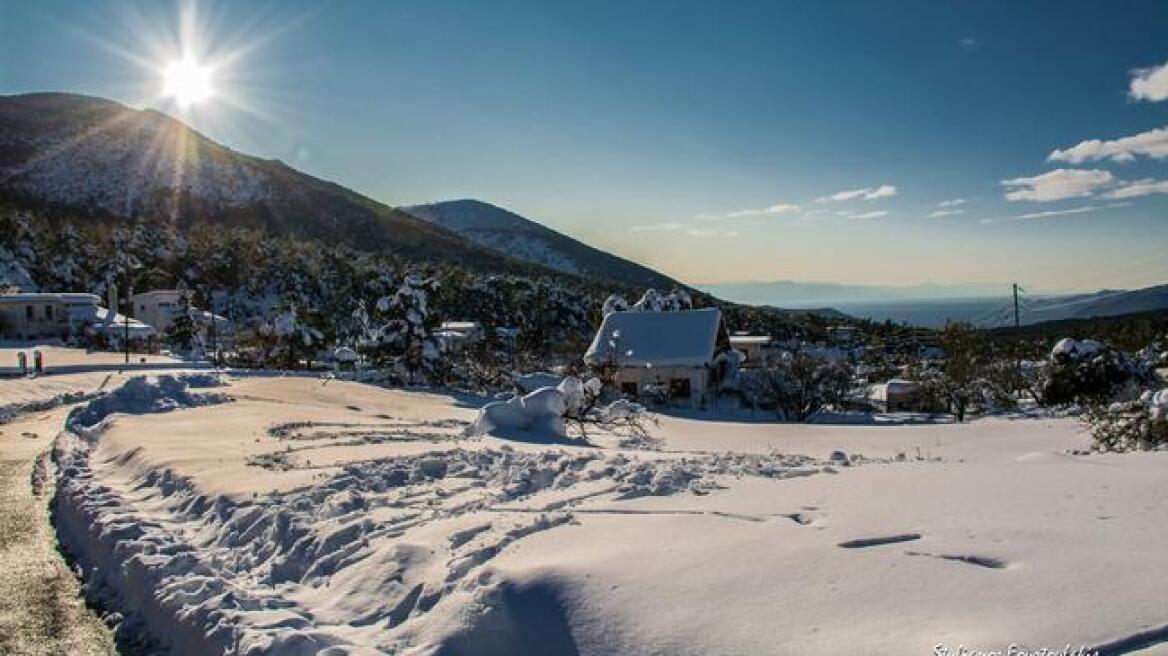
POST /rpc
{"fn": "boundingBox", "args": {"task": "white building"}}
[130,290,231,345]
[0,291,153,342]
[584,308,733,406]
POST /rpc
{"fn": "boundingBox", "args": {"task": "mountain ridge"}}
[0,93,556,277]
[400,199,679,290]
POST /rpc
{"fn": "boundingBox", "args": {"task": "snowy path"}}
[0,404,115,655]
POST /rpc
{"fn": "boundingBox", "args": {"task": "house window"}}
[25,305,33,320]
[670,378,691,399]
[621,382,638,396]
[44,305,53,320]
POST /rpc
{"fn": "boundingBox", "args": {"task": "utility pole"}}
[1012,283,1021,328]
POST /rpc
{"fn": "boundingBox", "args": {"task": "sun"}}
[161,56,214,109]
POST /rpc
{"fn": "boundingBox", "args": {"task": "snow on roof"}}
[0,292,100,305]
[440,321,481,331]
[729,335,771,346]
[584,308,725,367]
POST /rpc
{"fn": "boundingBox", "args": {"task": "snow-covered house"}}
[584,308,733,406]
[0,291,153,342]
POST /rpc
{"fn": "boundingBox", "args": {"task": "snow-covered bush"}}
[1043,338,1157,406]
[1086,389,1168,452]
[742,350,854,422]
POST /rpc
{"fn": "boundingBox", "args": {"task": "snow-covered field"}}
[47,373,1168,655]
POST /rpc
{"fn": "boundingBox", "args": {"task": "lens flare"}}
[161,56,214,108]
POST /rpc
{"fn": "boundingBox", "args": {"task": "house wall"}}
[132,292,182,334]
[614,366,710,406]
[0,299,70,341]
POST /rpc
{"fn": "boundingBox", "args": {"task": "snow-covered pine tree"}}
[166,283,201,356]
[368,271,443,383]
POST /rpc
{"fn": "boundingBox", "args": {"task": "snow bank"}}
[53,399,833,656]
[67,374,230,433]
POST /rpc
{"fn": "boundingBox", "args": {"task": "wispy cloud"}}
[1013,205,1098,220]
[1048,126,1168,164]
[629,222,682,232]
[937,198,967,208]
[1130,60,1168,102]
[1001,169,1114,202]
[1103,178,1168,199]
[843,210,889,219]
[699,203,801,220]
[815,184,897,203]
[959,37,979,51]
[928,209,964,218]
[628,222,739,237]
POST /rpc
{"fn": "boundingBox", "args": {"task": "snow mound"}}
[472,377,599,439]
[1051,337,1104,360]
[67,374,231,432]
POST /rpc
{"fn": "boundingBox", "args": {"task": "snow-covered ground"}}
[48,374,1168,655]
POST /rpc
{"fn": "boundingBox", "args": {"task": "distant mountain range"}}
[703,278,1168,328]
[700,279,1009,306]
[401,200,678,289]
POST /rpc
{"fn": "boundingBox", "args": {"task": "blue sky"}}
[2,0,1167,291]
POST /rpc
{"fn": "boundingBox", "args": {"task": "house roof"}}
[584,308,726,368]
[0,292,99,306]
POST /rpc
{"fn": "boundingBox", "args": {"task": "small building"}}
[868,378,924,412]
[130,290,231,346]
[584,308,732,406]
[434,320,485,351]
[0,292,73,340]
[728,334,772,367]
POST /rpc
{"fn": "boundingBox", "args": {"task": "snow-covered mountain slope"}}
[402,199,679,289]
[0,93,538,274]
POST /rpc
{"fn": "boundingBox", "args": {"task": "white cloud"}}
[1001,169,1114,202]
[708,203,801,219]
[937,198,967,207]
[1131,60,1168,102]
[1103,178,1168,199]
[815,184,897,203]
[629,222,683,232]
[628,222,738,237]
[928,209,964,218]
[847,210,889,219]
[1013,205,1097,220]
[1048,126,1168,164]
[959,37,979,51]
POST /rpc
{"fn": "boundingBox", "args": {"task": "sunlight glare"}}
[161,56,214,108]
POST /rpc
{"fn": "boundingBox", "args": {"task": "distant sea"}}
[826,297,1013,329]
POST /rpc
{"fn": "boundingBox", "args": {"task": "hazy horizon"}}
[3,0,1168,292]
